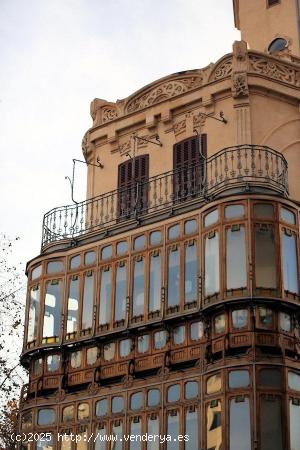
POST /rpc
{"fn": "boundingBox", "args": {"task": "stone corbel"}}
[232,40,248,72]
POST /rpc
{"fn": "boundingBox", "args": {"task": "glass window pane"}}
[47,261,63,274]
[87,347,98,365]
[130,419,142,450]
[32,265,42,280]
[185,243,197,303]
[133,258,145,317]
[96,399,107,417]
[27,286,40,343]
[134,235,145,250]
[84,251,95,266]
[149,253,161,313]
[21,412,33,430]
[112,422,123,450]
[206,401,222,450]
[70,351,82,369]
[214,314,225,334]
[154,331,167,350]
[167,411,179,450]
[254,203,274,219]
[173,326,185,345]
[82,273,94,330]
[77,403,89,420]
[226,226,247,289]
[260,396,283,450]
[288,372,300,391]
[280,207,296,225]
[225,204,245,219]
[167,247,180,307]
[61,434,72,450]
[282,232,299,294]
[137,335,149,353]
[38,409,55,425]
[168,224,180,240]
[95,426,106,450]
[255,225,277,288]
[99,268,111,325]
[259,369,281,388]
[67,277,79,334]
[130,392,143,410]
[112,396,124,413]
[229,370,250,388]
[167,384,180,402]
[117,241,127,255]
[279,312,291,332]
[229,398,251,450]
[147,416,159,450]
[120,339,132,357]
[190,321,204,340]
[43,281,62,339]
[184,219,197,235]
[148,389,160,407]
[185,409,198,450]
[290,400,300,450]
[150,231,162,246]
[114,263,127,322]
[207,374,222,394]
[232,309,247,329]
[46,354,60,372]
[205,232,219,296]
[204,209,218,227]
[101,245,112,260]
[103,342,115,361]
[62,405,74,422]
[37,435,53,450]
[258,307,273,327]
[33,358,42,376]
[70,255,80,269]
[185,381,198,399]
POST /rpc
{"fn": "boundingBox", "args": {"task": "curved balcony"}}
[42,145,288,248]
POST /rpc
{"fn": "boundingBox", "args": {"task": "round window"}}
[268,38,288,54]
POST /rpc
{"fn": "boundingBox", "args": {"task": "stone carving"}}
[136,134,158,149]
[173,118,186,137]
[118,139,132,156]
[102,106,118,123]
[249,54,300,87]
[233,40,248,62]
[210,57,233,81]
[193,111,207,129]
[126,76,203,113]
[232,72,249,98]
[81,131,89,157]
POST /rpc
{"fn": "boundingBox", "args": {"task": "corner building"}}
[19,1,300,449]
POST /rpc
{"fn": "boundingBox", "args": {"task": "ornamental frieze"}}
[209,56,233,81]
[248,54,300,88]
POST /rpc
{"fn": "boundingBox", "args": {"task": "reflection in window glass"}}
[232,309,247,329]
[76,432,88,450]
[282,231,299,294]
[42,281,62,339]
[167,412,179,450]
[95,427,106,450]
[62,405,74,422]
[61,435,72,450]
[147,416,159,450]
[255,225,277,288]
[254,203,274,219]
[27,286,40,343]
[214,314,225,334]
[46,354,60,372]
[96,399,107,417]
[154,331,167,350]
[37,435,53,450]
[82,273,94,330]
[205,232,219,296]
[204,209,218,227]
[112,396,124,413]
[137,335,149,353]
[101,245,112,260]
[117,241,127,255]
[288,372,300,391]
[173,326,185,345]
[279,312,291,332]
[67,277,79,334]
[184,219,197,235]
[190,321,204,340]
[185,381,198,399]
[185,243,197,303]
[34,358,42,376]
[112,423,123,450]
[258,307,273,327]
[130,419,142,450]
[168,224,180,240]
[229,398,251,450]
[84,251,96,265]
[260,396,283,450]
[134,235,145,250]
[133,258,145,317]
[229,370,250,389]
[114,264,126,322]
[290,400,300,450]
[280,207,296,225]
[119,339,131,357]
[167,385,180,402]
[70,351,82,369]
[150,231,162,246]
[21,412,33,430]
[149,253,161,313]
[38,409,55,425]
[206,401,222,450]
[87,347,98,365]
[207,374,222,394]
[47,261,63,274]
[148,389,160,407]
[130,392,143,410]
[99,268,111,325]
[259,369,281,388]
[167,247,180,307]
[70,255,80,269]
[77,403,89,420]
[103,343,115,361]
[225,204,245,219]
[32,265,42,280]
[226,226,247,289]
[185,409,198,450]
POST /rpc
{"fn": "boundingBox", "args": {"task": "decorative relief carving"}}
[102,106,118,123]
[232,73,249,98]
[81,131,89,157]
[125,76,203,113]
[118,139,132,156]
[193,111,207,129]
[210,57,233,81]
[249,54,300,87]
[173,118,186,137]
[136,134,158,149]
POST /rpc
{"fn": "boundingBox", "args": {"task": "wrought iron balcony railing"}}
[42,145,288,247]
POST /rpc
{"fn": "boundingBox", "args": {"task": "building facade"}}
[19,1,300,449]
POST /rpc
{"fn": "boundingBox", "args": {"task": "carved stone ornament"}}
[249,53,300,88]
[210,56,233,81]
[81,131,89,157]
[102,106,118,123]
[118,139,132,156]
[232,72,249,98]
[126,76,203,113]
[193,111,207,129]
[173,118,186,137]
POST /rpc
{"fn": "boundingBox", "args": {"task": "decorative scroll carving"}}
[81,131,89,157]
[193,111,207,129]
[102,106,118,123]
[249,54,300,87]
[173,118,186,137]
[118,139,131,156]
[232,73,249,98]
[126,76,203,113]
[210,56,233,81]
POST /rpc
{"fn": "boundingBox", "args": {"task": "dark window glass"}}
[37,409,55,425]
[226,226,247,289]
[282,231,299,294]
[167,247,180,307]
[229,398,251,450]
[290,400,300,450]
[42,280,62,339]
[84,251,96,265]
[114,263,126,322]
[112,396,124,413]
[27,286,40,343]
[255,225,277,288]
[67,277,79,334]
[133,258,145,317]
[32,265,42,280]
[185,409,198,450]
[185,381,198,399]
[190,321,204,340]
[260,396,283,450]
[168,224,180,240]
[229,370,250,388]
[167,384,180,402]
[96,399,107,417]
[130,392,143,410]
[33,358,42,376]
[101,245,112,260]
[99,268,111,325]
[232,309,247,329]
[280,207,296,225]
[254,203,274,219]
[185,243,197,303]
[204,209,218,227]
[184,219,197,235]
[259,369,281,388]
[70,255,80,269]
[46,354,60,372]
[150,231,162,246]
[149,253,161,313]
[117,241,127,255]
[205,232,219,296]
[134,235,145,251]
[148,389,160,407]
[225,204,244,219]
[21,412,32,430]
[82,272,94,330]
[137,335,149,353]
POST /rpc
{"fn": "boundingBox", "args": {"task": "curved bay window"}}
[132,255,145,320]
[206,400,222,450]
[204,230,220,299]
[27,285,40,347]
[148,250,161,317]
[99,265,112,330]
[114,261,127,326]
[167,244,180,312]
[42,279,62,344]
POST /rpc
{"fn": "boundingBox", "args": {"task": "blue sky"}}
[0,0,240,267]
